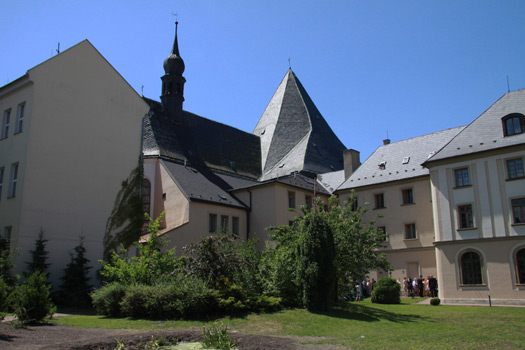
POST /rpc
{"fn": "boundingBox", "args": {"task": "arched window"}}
[142,178,151,218]
[515,248,525,285]
[460,251,483,285]
[502,113,525,136]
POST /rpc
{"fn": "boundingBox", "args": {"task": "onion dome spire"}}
[163,21,185,75]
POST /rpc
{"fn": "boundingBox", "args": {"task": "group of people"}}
[401,275,438,298]
[355,278,376,301]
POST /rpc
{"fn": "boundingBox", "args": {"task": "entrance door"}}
[406,262,419,280]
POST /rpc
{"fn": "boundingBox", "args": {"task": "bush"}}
[371,277,400,304]
[8,271,56,324]
[430,297,441,306]
[202,322,238,350]
[0,276,10,312]
[91,282,127,317]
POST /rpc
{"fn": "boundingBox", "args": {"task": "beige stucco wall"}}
[0,40,149,287]
[436,238,525,304]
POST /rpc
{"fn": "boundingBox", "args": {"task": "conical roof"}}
[253,69,346,180]
[163,22,185,75]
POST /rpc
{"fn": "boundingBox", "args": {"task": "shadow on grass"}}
[313,303,427,324]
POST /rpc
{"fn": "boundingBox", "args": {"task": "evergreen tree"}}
[58,235,93,308]
[25,228,51,278]
[0,235,17,287]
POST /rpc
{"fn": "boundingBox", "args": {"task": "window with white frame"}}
[458,204,474,229]
[455,168,470,187]
[512,198,525,224]
[15,102,25,134]
[460,250,483,285]
[8,163,18,198]
[506,158,524,180]
[1,109,10,139]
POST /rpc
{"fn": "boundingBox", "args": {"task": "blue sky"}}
[1,1,524,160]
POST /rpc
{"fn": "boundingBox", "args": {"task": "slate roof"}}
[143,98,261,179]
[425,89,525,164]
[231,172,331,196]
[337,126,465,190]
[253,69,346,180]
[317,170,345,194]
[161,159,258,208]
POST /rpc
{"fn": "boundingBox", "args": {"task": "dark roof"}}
[253,69,346,180]
[337,126,465,190]
[161,159,258,209]
[231,172,331,196]
[143,97,262,179]
[425,89,525,164]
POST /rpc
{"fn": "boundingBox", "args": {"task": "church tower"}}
[161,21,186,124]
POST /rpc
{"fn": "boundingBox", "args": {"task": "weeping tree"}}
[103,165,144,260]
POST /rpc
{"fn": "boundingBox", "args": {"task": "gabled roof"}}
[337,126,465,190]
[231,172,331,196]
[253,69,346,180]
[161,159,258,209]
[425,89,525,164]
[317,170,345,194]
[143,98,262,179]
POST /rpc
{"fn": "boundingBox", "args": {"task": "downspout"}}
[246,189,252,240]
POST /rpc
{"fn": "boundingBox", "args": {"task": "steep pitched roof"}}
[425,89,525,164]
[143,98,262,179]
[317,170,345,194]
[253,69,346,180]
[337,126,465,190]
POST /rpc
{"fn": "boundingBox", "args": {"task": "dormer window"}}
[378,161,386,170]
[502,113,525,136]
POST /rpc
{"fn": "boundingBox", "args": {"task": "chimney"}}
[383,139,391,145]
[343,149,360,180]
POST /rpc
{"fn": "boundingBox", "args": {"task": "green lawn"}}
[54,299,525,350]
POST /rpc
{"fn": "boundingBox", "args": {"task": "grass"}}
[53,298,525,350]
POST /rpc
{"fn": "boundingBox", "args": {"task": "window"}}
[455,168,470,187]
[1,109,10,139]
[460,251,483,285]
[305,195,312,210]
[402,188,414,205]
[515,248,525,285]
[405,223,416,240]
[2,226,12,241]
[502,113,525,136]
[0,167,3,199]
[142,178,151,217]
[458,204,474,229]
[507,158,524,179]
[374,193,385,209]
[512,198,525,224]
[8,163,18,198]
[15,102,25,134]
[232,216,239,235]
[208,214,217,233]
[350,196,358,211]
[377,226,388,242]
[221,215,229,233]
[288,191,296,209]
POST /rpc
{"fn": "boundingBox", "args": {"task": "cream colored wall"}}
[436,238,525,303]
[1,40,149,287]
[368,248,436,283]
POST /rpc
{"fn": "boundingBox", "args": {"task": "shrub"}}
[202,322,238,350]
[91,282,127,317]
[371,277,400,304]
[0,276,10,312]
[8,271,56,324]
[430,297,441,306]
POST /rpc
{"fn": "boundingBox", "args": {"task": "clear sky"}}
[1,0,524,160]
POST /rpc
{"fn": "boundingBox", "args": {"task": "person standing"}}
[429,275,438,298]
[418,275,424,297]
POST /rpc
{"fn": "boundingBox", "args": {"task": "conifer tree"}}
[25,228,51,278]
[0,235,17,287]
[58,235,92,307]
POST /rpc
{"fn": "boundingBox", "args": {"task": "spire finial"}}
[288,57,291,69]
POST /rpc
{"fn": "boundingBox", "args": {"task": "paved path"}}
[415,298,525,307]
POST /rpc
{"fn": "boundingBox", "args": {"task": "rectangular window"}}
[455,168,470,187]
[0,167,3,200]
[458,204,474,229]
[3,226,12,241]
[512,198,525,224]
[288,191,296,209]
[8,163,18,198]
[350,196,358,211]
[377,226,388,242]
[15,102,25,134]
[374,193,385,209]
[221,215,229,233]
[305,195,312,210]
[208,214,217,233]
[405,223,417,240]
[402,188,414,205]
[507,158,524,179]
[232,216,239,235]
[1,109,10,139]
